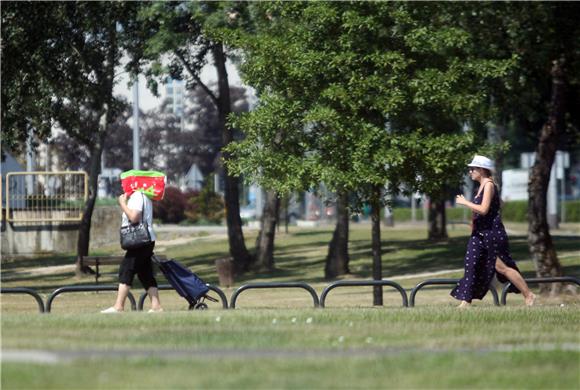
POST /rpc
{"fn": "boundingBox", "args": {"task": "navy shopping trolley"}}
[152,255,218,310]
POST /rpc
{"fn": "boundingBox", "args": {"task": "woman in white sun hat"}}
[451,155,536,308]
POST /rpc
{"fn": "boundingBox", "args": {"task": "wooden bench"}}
[79,255,167,285]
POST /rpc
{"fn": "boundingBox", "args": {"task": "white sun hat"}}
[467,155,495,172]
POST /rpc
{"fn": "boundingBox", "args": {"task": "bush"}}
[184,185,225,224]
[561,200,580,223]
[501,200,580,222]
[391,206,468,222]
[391,200,580,223]
[153,186,187,223]
[501,200,527,222]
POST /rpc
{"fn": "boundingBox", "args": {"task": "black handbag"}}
[120,193,152,250]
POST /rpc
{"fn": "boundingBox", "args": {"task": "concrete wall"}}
[1,206,120,257]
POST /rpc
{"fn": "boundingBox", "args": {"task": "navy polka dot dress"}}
[451,183,521,302]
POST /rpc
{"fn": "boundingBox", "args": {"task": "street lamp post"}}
[132,77,140,170]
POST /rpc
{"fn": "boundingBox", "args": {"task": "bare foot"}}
[457,301,471,309]
[525,293,536,307]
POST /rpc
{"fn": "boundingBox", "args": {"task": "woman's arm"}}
[455,182,494,216]
[118,194,142,223]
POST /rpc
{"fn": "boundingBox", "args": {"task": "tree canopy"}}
[225,2,513,204]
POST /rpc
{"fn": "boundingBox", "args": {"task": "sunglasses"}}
[468,167,479,172]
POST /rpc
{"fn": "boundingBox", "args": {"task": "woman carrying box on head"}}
[101,171,166,313]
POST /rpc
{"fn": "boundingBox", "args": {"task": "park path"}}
[3,343,579,364]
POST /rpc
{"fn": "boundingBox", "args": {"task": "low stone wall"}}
[1,207,120,256]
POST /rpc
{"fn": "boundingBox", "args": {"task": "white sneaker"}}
[100,307,121,314]
[147,308,164,313]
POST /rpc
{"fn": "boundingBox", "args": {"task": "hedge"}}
[391,200,580,223]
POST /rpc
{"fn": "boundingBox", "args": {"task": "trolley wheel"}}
[194,302,208,310]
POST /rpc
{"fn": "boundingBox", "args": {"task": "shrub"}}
[184,185,225,224]
[562,200,580,222]
[153,186,187,223]
[392,200,580,223]
[501,200,527,222]
[501,200,580,222]
[183,190,201,223]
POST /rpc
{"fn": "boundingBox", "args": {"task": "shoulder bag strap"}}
[140,191,147,224]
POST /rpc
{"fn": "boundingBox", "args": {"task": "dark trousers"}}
[118,242,158,290]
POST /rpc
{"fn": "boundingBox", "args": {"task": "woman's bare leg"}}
[147,287,163,311]
[495,258,536,306]
[113,283,131,311]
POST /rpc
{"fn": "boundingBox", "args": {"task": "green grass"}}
[2,223,579,291]
[3,351,579,389]
[2,308,579,389]
[3,307,580,351]
[2,224,579,389]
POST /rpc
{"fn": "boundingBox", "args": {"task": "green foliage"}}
[2,4,102,148]
[393,201,580,223]
[224,2,514,207]
[392,207,467,222]
[2,2,136,150]
[1,3,55,153]
[184,180,225,225]
[564,200,580,223]
[501,201,528,223]
[501,200,580,223]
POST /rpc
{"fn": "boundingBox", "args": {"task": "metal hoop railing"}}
[409,278,500,307]
[320,280,408,308]
[501,276,580,305]
[45,285,136,312]
[230,282,320,309]
[0,287,45,313]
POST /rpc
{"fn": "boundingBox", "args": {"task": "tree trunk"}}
[75,127,107,276]
[528,59,566,294]
[428,198,447,240]
[213,43,253,273]
[75,22,116,277]
[371,186,383,306]
[255,190,280,270]
[324,191,350,279]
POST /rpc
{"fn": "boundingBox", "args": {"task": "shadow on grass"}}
[2,231,578,289]
[1,254,77,270]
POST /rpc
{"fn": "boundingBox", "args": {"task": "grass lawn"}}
[2,308,579,389]
[2,223,579,389]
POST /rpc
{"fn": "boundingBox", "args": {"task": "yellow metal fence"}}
[4,171,88,222]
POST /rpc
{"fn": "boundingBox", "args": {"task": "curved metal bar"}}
[230,282,320,309]
[501,276,580,305]
[137,284,228,310]
[320,280,408,308]
[409,278,499,307]
[45,285,136,313]
[1,287,45,313]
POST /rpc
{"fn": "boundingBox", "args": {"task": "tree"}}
[1,2,136,273]
[125,1,253,272]
[226,3,510,302]
[456,3,580,288]
[1,3,55,153]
